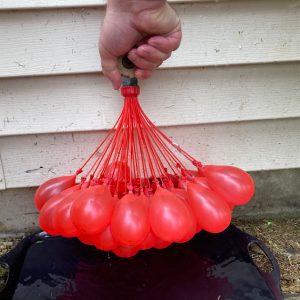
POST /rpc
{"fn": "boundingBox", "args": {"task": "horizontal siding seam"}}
[1,116,300,139]
[0,0,214,10]
[1,59,300,80]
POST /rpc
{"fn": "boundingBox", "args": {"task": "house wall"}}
[0,0,299,232]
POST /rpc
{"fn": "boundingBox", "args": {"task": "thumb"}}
[99,43,122,90]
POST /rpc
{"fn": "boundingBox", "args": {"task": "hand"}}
[99,0,181,89]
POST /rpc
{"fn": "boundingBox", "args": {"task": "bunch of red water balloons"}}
[34,86,255,258]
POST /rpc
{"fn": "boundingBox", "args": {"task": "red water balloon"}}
[171,188,197,242]
[177,179,187,190]
[113,245,140,258]
[52,191,81,237]
[171,188,188,201]
[140,231,157,250]
[39,185,80,235]
[187,182,231,233]
[34,85,254,258]
[70,185,115,235]
[153,240,172,249]
[95,226,118,251]
[150,187,191,242]
[111,193,150,246]
[78,234,98,246]
[105,161,130,182]
[177,200,197,243]
[35,175,76,210]
[193,177,210,190]
[202,165,255,205]
[78,226,118,251]
[39,193,66,235]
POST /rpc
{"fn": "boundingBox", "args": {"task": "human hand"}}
[99,0,181,89]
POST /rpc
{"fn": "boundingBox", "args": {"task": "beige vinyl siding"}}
[1,1,300,78]
[0,63,300,136]
[0,156,6,190]
[1,118,300,189]
[0,0,299,192]
[0,0,218,10]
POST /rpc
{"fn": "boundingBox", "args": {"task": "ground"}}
[0,213,299,298]
[234,213,300,296]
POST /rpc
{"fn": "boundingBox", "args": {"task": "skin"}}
[99,0,182,89]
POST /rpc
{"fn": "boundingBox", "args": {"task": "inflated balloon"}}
[193,177,211,190]
[177,179,187,190]
[171,189,197,241]
[70,185,115,235]
[39,185,80,235]
[172,188,188,201]
[112,245,139,258]
[187,182,232,233]
[78,234,98,246]
[105,161,130,182]
[111,193,150,246]
[39,193,66,236]
[52,191,81,237]
[34,175,76,210]
[177,200,197,243]
[95,226,119,251]
[153,240,172,250]
[150,187,192,242]
[202,165,255,205]
[140,231,158,250]
[34,82,255,257]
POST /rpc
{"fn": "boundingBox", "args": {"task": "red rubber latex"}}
[140,231,157,250]
[193,177,210,190]
[202,165,255,205]
[187,182,232,233]
[177,199,197,243]
[177,179,187,190]
[34,175,76,211]
[150,187,192,242]
[153,240,171,249]
[78,234,98,246]
[70,185,115,235]
[105,161,130,182]
[39,185,80,235]
[52,191,81,237]
[112,245,139,258]
[111,193,150,246]
[172,188,188,201]
[78,226,118,251]
[95,226,118,251]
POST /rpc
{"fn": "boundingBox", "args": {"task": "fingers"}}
[137,45,171,64]
[128,48,164,70]
[126,29,181,79]
[135,69,152,80]
[99,41,122,90]
[148,29,182,53]
[99,9,181,87]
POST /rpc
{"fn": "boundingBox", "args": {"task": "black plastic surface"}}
[0,225,283,300]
